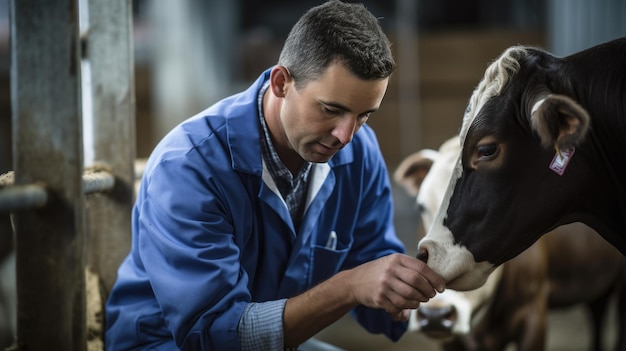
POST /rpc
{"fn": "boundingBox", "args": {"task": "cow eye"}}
[477,143,498,160]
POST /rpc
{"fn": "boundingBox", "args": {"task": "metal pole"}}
[85,0,135,294]
[395,0,421,157]
[0,184,48,212]
[10,0,87,349]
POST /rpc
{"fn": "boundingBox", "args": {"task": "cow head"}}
[395,137,504,339]
[417,46,591,290]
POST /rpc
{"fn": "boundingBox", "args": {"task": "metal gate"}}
[0,0,135,349]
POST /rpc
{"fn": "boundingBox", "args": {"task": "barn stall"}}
[0,0,624,350]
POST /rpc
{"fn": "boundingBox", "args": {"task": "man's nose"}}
[331,116,357,145]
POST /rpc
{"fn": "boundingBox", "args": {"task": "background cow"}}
[416,38,626,292]
[395,136,626,351]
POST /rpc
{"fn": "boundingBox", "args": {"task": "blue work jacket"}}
[105,68,407,350]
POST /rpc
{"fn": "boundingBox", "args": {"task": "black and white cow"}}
[396,136,626,351]
[417,37,626,291]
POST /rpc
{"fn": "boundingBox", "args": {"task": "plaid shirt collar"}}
[258,81,312,228]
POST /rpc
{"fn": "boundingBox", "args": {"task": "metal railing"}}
[0,167,116,212]
[8,0,135,349]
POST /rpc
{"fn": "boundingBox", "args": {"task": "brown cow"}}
[395,136,626,351]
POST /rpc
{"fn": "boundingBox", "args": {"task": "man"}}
[105,1,445,350]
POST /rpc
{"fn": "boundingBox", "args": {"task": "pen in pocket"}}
[325,230,337,250]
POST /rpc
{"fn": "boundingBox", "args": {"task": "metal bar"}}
[85,0,135,294]
[0,168,115,213]
[0,184,48,212]
[10,0,87,349]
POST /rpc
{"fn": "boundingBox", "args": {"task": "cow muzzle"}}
[418,236,489,291]
[415,304,457,339]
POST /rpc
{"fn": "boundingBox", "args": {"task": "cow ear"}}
[530,94,590,152]
[394,149,438,197]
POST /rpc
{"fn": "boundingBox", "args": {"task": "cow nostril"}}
[416,248,428,263]
[441,305,457,330]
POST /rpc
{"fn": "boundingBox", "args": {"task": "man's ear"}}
[530,94,590,152]
[269,66,292,98]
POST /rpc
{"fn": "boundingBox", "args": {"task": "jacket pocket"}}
[309,244,351,286]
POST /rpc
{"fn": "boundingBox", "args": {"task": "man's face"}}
[279,62,389,163]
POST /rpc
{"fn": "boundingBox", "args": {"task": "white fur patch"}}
[531,98,546,116]
[417,138,460,230]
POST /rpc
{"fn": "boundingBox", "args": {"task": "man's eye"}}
[477,144,498,159]
[322,106,341,115]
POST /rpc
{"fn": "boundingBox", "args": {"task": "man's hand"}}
[345,253,446,319]
[283,253,445,347]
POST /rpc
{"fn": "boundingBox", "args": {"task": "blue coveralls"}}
[105,69,407,350]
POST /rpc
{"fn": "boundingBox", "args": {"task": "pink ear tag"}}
[549,147,575,176]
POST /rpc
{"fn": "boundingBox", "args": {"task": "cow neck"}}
[579,128,626,253]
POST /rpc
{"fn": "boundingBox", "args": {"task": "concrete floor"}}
[312,184,620,351]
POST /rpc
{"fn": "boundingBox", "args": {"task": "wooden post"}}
[10,0,86,349]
